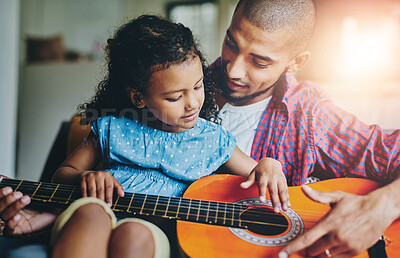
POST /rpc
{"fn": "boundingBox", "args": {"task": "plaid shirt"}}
[211,60,400,186]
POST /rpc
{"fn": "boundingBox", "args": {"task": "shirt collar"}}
[271,72,298,114]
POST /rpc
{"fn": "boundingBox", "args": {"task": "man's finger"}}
[0,187,13,199]
[279,222,329,257]
[1,195,31,221]
[301,185,341,206]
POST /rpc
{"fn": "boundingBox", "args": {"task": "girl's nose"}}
[185,93,199,111]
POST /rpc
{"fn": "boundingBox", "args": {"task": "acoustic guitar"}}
[1,175,399,257]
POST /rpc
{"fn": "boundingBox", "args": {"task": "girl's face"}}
[141,56,205,133]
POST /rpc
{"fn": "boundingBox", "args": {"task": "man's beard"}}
[219,69,287,105]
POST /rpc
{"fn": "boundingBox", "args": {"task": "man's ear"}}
[127,88,146,108]
[287,51,311,73]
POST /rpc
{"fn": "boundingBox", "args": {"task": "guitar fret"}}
[49,184,59,202]
[196,200,201,221]
[13,180,23,192]
[231,204,235,226]
[223,203,227,225]
[140,195,148,214]
[127,193,135,213]
[152,196,159,215]
[31,182,42,198]
[215,202,219,224]
[163,197,171,217]
[205,201,210,222]
[186,199,192,220]
[113,196,120,210]
[65,187,75,204]
[176,198,182,217]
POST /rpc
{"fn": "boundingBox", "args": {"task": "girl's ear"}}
[127,88,145,108]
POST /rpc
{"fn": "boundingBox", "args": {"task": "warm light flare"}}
[338,16,396,81]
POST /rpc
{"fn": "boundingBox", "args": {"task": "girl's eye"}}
[166,96,182,102]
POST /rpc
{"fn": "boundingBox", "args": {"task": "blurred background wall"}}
[0,0,399,180]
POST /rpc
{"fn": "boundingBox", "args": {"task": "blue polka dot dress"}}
[91,116,236,197]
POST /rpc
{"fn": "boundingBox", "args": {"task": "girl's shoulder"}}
[91,115,142,134]
[196,118,232,136]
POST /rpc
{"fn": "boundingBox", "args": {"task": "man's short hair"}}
[234,0,316,53]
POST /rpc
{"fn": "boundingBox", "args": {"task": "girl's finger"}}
[278,181,290,211]
[105,177,114,206]
[268,183,280,213]
[113,178,125,198]
[256,174,268,203]
[240,169,255,189]
[95,175,105,201]
[81,179,87,197]
[86,175,97,198]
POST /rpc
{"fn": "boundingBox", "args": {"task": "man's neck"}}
[216,90,274,108]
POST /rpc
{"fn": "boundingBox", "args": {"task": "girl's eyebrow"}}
[161,76,204,95]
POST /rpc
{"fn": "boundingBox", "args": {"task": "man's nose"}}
[226,55,246,79]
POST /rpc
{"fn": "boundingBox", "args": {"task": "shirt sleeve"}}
[90,119,99,136]
[89,117,111,163]
[312,99,400,183]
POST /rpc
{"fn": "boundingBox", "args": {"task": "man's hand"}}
[279,184,398,257]
[0,186,58,235]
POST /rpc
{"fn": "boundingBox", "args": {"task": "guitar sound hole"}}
[241,207,289,236]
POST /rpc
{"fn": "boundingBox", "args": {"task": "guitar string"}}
[0,180,330,221]
[0,180,329,221]
[0,180,328,221]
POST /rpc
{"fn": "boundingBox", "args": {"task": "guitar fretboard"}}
[0,178,248,229]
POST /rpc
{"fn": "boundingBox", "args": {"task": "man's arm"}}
[279,174,400,257]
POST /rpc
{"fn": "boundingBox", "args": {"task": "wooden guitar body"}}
[178,175,400,257]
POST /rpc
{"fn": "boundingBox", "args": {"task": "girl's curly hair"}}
[79,15,218,123]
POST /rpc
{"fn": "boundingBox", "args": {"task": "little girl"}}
[50,15,289,258]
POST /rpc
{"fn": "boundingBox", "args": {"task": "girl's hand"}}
[79,171,124,206]
[240,157,289,213]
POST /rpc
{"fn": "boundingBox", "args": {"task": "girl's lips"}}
[182,110,199,121]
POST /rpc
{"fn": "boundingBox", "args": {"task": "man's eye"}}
[194,83,204,90]
[225,39,237,50]
[253,60,269,68]
[166,96,181,102]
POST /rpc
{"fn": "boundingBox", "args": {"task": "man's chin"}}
[221,90,252,104]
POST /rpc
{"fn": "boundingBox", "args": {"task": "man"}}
[2,0,400,257]
[211,0,400,257]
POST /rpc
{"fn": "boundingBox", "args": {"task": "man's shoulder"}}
[286,77,330,102]
[283,75,332,113]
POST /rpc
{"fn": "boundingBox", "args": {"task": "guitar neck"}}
[0,177,247,229]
